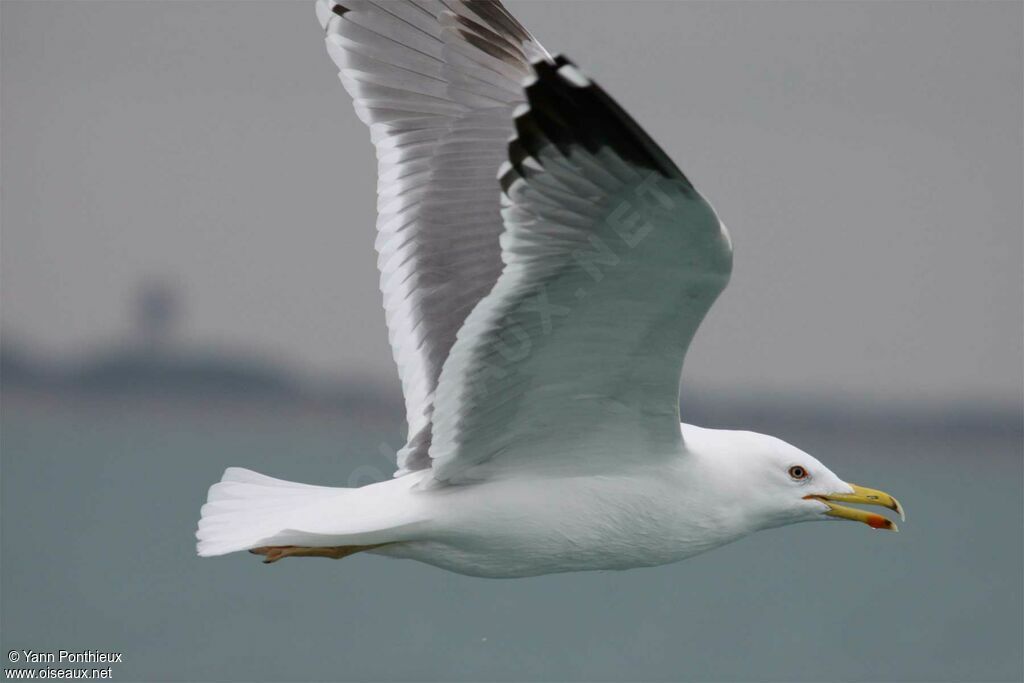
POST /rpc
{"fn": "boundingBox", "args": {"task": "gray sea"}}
[2,392,1021,682]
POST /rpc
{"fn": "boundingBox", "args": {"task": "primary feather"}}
[319,0,549,474]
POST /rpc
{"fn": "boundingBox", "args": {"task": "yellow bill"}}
[804,484,905,531]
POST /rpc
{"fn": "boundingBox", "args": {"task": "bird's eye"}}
[788,465,809,480]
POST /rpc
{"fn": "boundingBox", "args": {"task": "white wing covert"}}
[317,0,549,474]
[426,58,733,483]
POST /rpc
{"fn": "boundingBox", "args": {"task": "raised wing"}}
[427,58,733,483]
[316,0,548,474]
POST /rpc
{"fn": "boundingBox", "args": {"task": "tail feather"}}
[196,468,344,557]
[195,467,425,558]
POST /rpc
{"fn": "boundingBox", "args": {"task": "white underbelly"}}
[371,472,735,578]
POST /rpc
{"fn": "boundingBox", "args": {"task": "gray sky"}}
[2,0,1021,406]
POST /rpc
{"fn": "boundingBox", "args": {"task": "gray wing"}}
[427,58,733,483]
[316,0,549,474]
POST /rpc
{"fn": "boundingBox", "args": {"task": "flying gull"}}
[196,0,904,578]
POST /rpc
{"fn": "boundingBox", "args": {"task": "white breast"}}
[374,452,746,578]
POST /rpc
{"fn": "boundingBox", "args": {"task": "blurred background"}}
[2,1,1021,681]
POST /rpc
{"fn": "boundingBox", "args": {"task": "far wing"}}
[427,58,733,483]
[317,0,548,474]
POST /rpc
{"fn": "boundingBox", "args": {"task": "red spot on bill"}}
[866,514,890,529]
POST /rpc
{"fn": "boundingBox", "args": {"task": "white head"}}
[685,426,904,536]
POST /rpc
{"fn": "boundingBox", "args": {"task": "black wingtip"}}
[507,53,692,192]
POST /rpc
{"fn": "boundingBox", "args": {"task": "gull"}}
[195,0,904,578]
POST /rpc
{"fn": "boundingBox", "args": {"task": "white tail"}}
[196,468,346,557]
[196,467,425,557]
